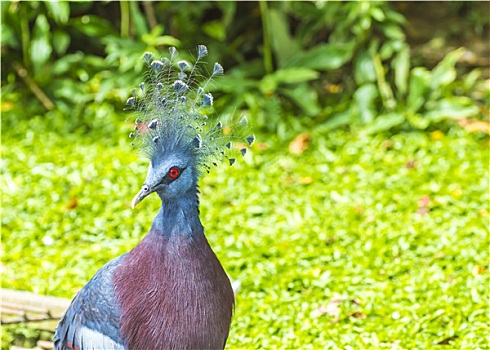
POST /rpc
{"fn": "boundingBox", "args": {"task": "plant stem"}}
[13,62,54,111]
[143,1,157,30]
[259,1,273,74]
[120,1,130,38]
[19,4,30,67]
[372,52,395,111]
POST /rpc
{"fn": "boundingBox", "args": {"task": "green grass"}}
[2,115,489,349]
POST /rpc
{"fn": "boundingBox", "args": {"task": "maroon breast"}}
[113,232,234,350]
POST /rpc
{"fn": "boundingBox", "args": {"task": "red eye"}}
[169,167,180,179]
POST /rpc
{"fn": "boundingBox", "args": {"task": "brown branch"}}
[12,61,55,111]
[143,1,158,30]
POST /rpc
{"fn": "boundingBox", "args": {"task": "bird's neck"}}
[152,189,203,238]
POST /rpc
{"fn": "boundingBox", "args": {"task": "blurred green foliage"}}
[2,1,488,134]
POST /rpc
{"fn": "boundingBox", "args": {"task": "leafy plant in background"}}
[326,2,481,134]
[213,1,356,132]
[1,1,487,137]
[1,1,179,136]
[355,47,481,134]
[218,1,484,134]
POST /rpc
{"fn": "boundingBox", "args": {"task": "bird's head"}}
[128,45,254,208]
[131,159,197,208]
[131,127,199,207]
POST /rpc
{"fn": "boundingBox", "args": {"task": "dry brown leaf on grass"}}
[289,133,311,154]
[472,265,487,277]
[66,196,78,209]
[348,311,367,319]
[416,194,430,215]
[311,301,341,319]
[405,160,417,169]
[256,143,268,151]
[436,335,459,345]
[311,298,362,321]
[459,119,490,134]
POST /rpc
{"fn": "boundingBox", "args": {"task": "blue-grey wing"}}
[54,255,126,350]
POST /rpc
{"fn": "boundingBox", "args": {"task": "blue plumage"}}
[54,256,125,349]
[54,45,252,350]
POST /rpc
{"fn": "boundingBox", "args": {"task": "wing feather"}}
[54,255,126,350]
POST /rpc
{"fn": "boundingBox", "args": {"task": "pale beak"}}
[131,185,152,209]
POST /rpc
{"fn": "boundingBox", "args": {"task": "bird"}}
[54,45,254,350]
